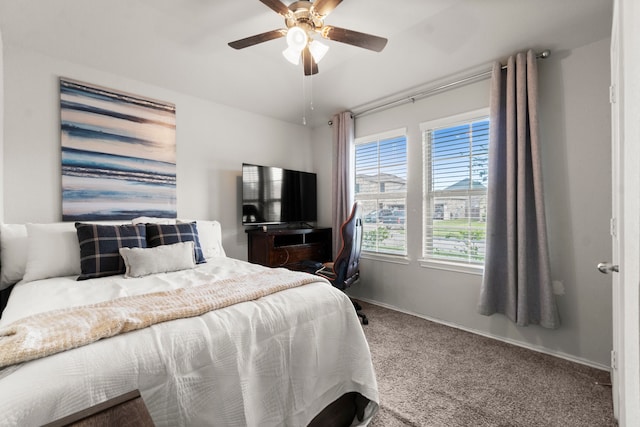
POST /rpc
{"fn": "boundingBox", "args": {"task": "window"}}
[421,109,489,266]
[354,129,407,256]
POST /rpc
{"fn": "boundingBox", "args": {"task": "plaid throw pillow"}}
[75,223,147,280]
[145,222,206,264]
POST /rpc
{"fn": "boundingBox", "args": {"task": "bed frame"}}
[43,390,154,427]
[0,285,13,318]
[42,389,369,426]
[309,392,370,427]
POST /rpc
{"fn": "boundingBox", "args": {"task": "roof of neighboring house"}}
[356,173,406,185]
[445,178,486,191]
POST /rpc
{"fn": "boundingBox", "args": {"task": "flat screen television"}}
[242,163,317,226]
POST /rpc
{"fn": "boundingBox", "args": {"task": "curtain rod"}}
[346,49,551,121]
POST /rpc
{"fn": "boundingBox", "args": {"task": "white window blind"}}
[421,110,489,265]
[354,129,407,256]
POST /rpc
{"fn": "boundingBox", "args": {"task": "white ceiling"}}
[0,0,612,128]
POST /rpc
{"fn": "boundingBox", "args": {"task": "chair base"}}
[352,300,368,325]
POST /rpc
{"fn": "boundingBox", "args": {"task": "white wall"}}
[313,38,613,367]
[0,27,4,223]
[1,46,317,260]
[311,122,333,228]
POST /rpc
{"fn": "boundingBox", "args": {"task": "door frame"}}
[610,1,620,416]
[611,1,640,425]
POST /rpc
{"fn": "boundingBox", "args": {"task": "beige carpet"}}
[359,301,616,427]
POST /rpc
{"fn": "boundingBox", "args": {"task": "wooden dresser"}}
[247,227,332,270]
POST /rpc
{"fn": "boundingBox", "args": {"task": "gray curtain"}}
[477,50,560,329]
[331,111,354,257]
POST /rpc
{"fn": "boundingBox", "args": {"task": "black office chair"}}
[315,202,368,325]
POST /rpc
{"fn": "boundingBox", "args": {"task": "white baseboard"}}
[357,297,611,372]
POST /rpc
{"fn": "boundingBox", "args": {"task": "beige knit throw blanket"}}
[0,269,322,368]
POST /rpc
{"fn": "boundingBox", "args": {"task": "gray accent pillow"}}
[119,241,196,278]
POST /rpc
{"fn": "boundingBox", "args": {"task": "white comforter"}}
[0,257,379,426]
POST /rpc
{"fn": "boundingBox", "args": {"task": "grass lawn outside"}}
[362,219,487,260]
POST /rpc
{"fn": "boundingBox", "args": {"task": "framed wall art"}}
[60,78,176,221]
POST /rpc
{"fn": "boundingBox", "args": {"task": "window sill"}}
[418,259,484,275]
[361,252,410,265]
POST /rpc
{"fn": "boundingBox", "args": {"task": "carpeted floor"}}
[358,301,616,427]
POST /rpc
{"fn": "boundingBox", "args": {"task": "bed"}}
[0,220,379,426]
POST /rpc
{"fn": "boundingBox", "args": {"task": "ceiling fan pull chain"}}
[302,71,307,125]
[309,74,314,111]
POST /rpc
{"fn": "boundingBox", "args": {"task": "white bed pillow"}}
[178,219,226,259]
[131,216,177,225]
[0,224,29,289]
[22,223,82,282]
[119,241,196,278]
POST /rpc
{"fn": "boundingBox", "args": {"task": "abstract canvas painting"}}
[60,78,176,221]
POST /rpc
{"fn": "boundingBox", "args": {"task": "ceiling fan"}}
[228,0,388,76]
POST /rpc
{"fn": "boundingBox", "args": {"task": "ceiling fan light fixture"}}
[228,0,388,75]
[308,39,329,63]
[286,26,308,51]
[282,46,301,65]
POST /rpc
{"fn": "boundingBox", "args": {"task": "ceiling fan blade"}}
[259,0,290,16]
[228,29,287,49]
[321,26,388,52]
[302,47,319,76]
[311,0,343,17]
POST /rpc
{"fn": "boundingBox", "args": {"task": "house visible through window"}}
[354,129,407,256]
[421,109,489,266]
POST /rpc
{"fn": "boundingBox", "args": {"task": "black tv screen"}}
[242,163,317,225]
